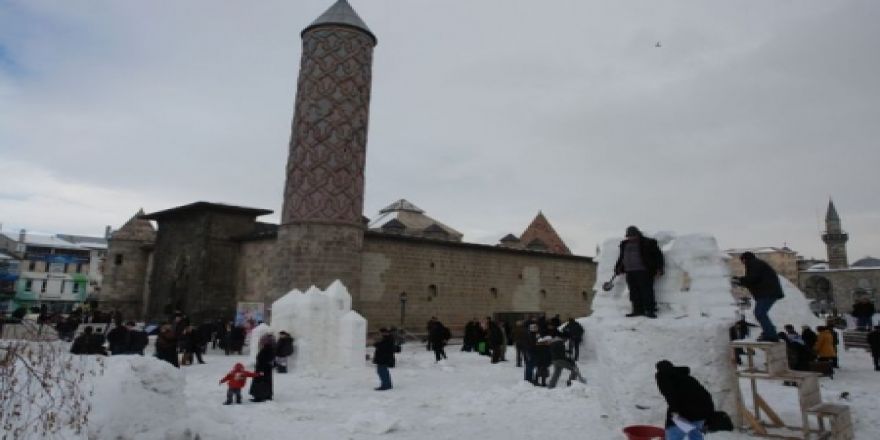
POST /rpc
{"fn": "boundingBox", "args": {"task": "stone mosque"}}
[101,0,596,332]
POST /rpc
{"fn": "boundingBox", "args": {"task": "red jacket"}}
[220,363,259,389]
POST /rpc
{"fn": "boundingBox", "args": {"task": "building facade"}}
[101,0,596,332]
[0,229,108,313]
[798,200,880,315]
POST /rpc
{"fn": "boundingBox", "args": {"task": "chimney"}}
[19,229,26,243]
[105,225,112,239]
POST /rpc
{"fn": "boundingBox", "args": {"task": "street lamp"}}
[399,292,408,329]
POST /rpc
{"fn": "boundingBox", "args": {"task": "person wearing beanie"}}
[614,226,665,318]
[733,251,785,342]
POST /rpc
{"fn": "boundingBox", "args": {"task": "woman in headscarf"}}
[249,333,276,402]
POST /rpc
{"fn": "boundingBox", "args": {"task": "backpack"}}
[705,410,734,432]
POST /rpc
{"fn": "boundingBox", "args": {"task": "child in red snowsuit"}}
[219,363,260,405]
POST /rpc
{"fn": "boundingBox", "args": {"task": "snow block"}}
[270,280,367,371]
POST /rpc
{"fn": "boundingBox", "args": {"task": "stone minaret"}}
[276,0,376,298]
[822,199,849,269]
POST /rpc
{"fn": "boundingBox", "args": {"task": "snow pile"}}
[270,280,367,371]
[343,411,400,434]
[587,232,822,431]
[89,355,187,439]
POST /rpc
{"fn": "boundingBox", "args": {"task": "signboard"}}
[235,302,265,327]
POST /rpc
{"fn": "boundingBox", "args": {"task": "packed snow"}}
[9,234,879,439]
[269,281,367,371]
[71,340,880,440]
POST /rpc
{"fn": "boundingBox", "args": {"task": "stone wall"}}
[148,212,257,322]
[236,238,278,303]
[358,232,595,334]
[101,239,152,320]
[798,268,880,313]
[273,223,364,301]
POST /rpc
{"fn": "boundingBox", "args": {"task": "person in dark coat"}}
[227,323,246,355]
[532,334,553,386]
[461,319,477,352]
[182,326,206,365]
[275,331,294,373]
[655,360,714,440]
[512,320,530,367]
[867,325,880,371]
[614,226,665,318]
[70,326,106,355]
[734,252,785,342]
[250,334,275,402]
[106,323,130,355]
[373,328,396,391]
[522,323,539,382]
[485,317,504,364]
[801,326,818,355]
[155,324,179,368]
[563,318,585,361]
[852,297,876,331]
[126,322,149,355]
[428,321,449,362]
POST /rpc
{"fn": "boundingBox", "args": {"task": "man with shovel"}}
[614,226,665,318]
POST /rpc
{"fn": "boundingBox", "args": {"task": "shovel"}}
[601,274,618,292]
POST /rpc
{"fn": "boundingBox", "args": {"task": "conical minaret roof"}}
[825,199,840,222]
[303,0,376,43]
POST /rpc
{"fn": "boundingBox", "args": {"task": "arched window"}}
[428,284,438,298]
[490,287,498,299]
[540,289,547,298]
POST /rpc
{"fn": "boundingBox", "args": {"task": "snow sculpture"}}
[585,231,821,431]
[270,280,367,371]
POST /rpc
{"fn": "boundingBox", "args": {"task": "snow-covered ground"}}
[87,341,879,439]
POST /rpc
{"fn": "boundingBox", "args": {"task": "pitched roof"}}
[518,212,571,255]
[500,234,520,243]
[142,202,272,221]
[369,199,463,241]
[379,199,424,214]
[111,209,157,241]
[303,0,376,43]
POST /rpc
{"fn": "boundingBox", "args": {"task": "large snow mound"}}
[89,355,186,440]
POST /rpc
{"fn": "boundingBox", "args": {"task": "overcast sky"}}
[1,0,878,261]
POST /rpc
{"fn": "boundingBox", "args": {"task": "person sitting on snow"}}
[219,363,261,405]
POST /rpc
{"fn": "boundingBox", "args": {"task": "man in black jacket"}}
[614,226,665,318]
[868,325,880,371]
[734,252,785,342]
[373,328,396,391]
[655,360,714,440]
[852,297,876,331]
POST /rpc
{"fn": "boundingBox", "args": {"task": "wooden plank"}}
[739,398,768,435]
[755,393,785,427]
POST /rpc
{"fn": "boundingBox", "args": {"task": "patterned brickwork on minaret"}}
[276,0,376,298]
[281,1,375,226]
[822,199,849,269]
